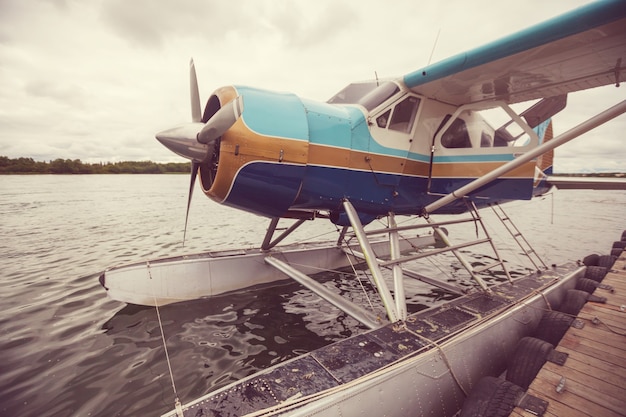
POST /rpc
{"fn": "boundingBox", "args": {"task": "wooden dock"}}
[510,252,626,417]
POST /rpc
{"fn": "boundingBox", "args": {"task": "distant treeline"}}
[0,156,190,174]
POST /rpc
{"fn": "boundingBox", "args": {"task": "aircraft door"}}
[367,95,420,186]
[338,94,420,218]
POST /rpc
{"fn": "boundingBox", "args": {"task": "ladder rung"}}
[473,261,503,274]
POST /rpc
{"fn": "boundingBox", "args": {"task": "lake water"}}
[0,175,624,417]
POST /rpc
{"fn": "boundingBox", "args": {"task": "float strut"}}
[389,213,407,321]
[343,200,399,323]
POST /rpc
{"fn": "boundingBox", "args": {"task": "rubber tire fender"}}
[506,337,554,390]
[576,277,599,294]
[533,310,574,346]
[597,255,616,269]
[612,241,626,249]
[585,266,607,282]
[459,376,525,417]
[559,289,590,316]
[582,254,599,266]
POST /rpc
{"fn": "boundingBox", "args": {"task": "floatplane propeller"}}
[155,59,242,244]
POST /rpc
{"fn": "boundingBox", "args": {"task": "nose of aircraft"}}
[156,93,243,162]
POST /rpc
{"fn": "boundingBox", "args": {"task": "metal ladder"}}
[463,200,514,283]
[489,202,548,272]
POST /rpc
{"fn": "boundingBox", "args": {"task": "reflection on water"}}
[0,175,624,416]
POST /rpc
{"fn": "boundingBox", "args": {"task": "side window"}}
[494,128,514,147]
[376,109,391,128]
[481,131,493,147]
[441,117,471,148]
[389,96,420,133]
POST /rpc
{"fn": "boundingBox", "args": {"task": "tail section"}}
[532,119,554,196]
[536,119,554,174]
[535,119,626,191]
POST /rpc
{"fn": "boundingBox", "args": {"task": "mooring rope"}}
[147,261,184,417]
[341,239,377,313]
[585,311,626,336]
[530,288,553,311]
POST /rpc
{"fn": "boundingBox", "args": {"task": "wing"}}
[403,0,626,106]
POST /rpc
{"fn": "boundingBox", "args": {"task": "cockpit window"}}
[481,131,493,147]
[389,96,420,133]
[376,109,391,128]
[441,117,472,148]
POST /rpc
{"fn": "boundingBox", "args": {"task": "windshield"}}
[327,81,400,111]
[327,82,379,104]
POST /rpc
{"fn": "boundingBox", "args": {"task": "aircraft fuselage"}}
[197,82,545,224]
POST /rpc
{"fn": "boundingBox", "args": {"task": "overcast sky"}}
[0,0,624,172]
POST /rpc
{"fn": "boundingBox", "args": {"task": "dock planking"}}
[510,252,626,417]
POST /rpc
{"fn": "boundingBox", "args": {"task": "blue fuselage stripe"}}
[224,161,533,217]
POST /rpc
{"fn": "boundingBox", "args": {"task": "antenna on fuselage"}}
[375,71,379,86]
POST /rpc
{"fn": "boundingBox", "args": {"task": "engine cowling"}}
[199,86,310,218]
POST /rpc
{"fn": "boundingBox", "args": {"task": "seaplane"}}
[99,1,626,416]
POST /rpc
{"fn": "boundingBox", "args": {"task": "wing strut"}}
[423,100,626,215]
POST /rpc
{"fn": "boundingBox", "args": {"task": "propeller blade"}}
[183,161,200,247]
[197,96,243,145]
[190,59,202,123]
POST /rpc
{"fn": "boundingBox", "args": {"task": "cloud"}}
[549,85,626,172]
[101,0,215,48]
[99,0,282,50]
[260,1,356,49]
[24,79,87,108]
